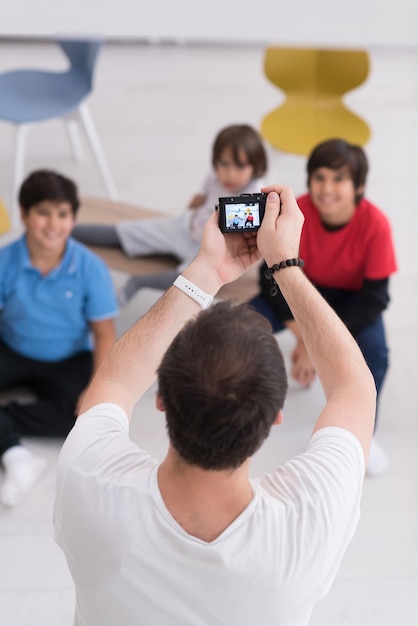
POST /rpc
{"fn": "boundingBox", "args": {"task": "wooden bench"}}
[78,197,261,303]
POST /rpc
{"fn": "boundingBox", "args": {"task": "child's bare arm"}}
[188,194,206,209]
[75,319,116,414]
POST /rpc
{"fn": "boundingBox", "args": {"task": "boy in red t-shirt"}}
[250,139,397,476]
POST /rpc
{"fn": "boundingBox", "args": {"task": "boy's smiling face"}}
[309,165,363,226]
[21,200,75,254]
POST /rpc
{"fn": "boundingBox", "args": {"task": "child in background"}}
[72,124,268,305]
[0,170,118,507]
[249,138,397,476]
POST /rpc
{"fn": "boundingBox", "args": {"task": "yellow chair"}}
[261,47,371,156]
[0,198,11,235]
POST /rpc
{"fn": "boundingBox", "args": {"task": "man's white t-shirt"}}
[54,403,364,626]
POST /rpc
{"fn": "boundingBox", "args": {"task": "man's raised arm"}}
[78,209,262,419]
[257,187,376,463]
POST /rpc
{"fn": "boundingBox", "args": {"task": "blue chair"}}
[0,38,118,228]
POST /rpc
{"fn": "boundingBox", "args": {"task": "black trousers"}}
[0,340,93,456]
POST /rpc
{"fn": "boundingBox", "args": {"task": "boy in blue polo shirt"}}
[0,170,118,507]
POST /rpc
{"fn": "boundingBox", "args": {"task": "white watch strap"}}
[173,275,214,309]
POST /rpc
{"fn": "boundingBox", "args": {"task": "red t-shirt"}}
[297,194,397,290]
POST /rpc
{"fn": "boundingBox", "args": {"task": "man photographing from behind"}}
[54,186,376,626]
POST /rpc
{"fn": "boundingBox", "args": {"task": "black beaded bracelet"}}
[264,258,304,296]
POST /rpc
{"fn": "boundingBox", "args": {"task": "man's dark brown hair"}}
[158,301,287,470]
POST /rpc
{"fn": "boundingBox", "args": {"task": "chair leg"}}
[65,116,84,161]
[77,103,119,200]
[11,124,29,229]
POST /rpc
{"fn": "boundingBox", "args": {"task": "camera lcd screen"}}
[222,201,262,232]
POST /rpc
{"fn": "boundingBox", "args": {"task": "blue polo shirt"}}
[0,235,118,361]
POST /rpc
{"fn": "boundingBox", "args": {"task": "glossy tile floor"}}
[0,40,417,625]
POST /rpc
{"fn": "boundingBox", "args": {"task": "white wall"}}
[2,0,417,48]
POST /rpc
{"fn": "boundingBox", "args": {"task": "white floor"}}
[0,39,417,625]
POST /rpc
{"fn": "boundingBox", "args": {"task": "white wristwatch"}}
[173,275,214,309]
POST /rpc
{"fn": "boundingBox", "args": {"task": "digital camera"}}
[217,193,267,234]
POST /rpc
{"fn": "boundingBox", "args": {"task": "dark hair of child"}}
[212,125,268,179]
[19,169,80,216]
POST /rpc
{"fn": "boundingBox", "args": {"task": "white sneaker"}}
[1,445,47,507]
[366,437,389,477]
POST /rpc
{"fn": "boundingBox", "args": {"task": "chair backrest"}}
[264,47,370,99]
[57,39,103,89]
[314,49,369,95]
[261,46,371,155]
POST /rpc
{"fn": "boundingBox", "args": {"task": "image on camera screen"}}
[224,201,261,231]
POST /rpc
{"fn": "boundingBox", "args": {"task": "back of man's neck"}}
[157,451,253,543]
